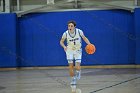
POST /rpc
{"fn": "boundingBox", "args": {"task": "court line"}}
[90,76,140,93]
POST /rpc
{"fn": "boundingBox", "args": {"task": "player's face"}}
[68,23,75,33]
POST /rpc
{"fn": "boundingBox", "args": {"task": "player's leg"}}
[75,62,81,80]
[66,50,76,85]
[68,62,76,85]
[69,62,74,77]
[75,49,82,80]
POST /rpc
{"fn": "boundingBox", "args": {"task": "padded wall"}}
[135,8,140,64]
[18,10,134,67]
[0,13,17,67]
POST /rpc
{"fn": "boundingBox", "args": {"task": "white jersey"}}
[62,28,83,50]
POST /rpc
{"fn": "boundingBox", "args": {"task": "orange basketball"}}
[85,44,96,54]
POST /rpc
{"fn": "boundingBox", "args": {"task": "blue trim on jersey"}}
[68,29,76,38]
[65,32,67,38]
[78,29,81,37]
[78,29,82,44]
[65,32,67,43]
[67,59,73,61]
[75,59,81,61]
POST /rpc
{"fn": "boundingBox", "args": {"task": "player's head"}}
[67,20,76,32]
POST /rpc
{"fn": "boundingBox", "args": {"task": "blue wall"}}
[0,13,17,67]
[18,10,135,67]
[0,9,139,67]
[135,8,140,64]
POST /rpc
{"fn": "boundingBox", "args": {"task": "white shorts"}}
[66,49,82,63]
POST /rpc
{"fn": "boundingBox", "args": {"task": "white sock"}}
[71,76,75,80]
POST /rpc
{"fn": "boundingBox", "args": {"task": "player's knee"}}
[75,62,81,70]
[69,64,74,70]
[76,65,81,70]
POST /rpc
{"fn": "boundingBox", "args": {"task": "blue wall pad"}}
[135,8,140,64]
[18,10,135,67]
[0,13,17,67]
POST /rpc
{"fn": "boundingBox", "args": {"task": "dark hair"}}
[67,20,76,27]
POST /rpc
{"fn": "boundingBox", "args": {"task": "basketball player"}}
[60,20,91,85]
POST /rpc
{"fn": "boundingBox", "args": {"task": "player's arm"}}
[81,34,91,45]
[60,37,67,51]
